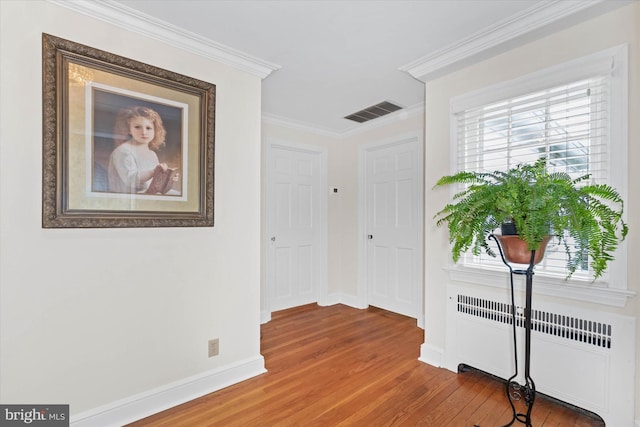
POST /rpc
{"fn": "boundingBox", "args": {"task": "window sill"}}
[445,265,636,308]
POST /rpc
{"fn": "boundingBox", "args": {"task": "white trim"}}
[444,282,636,426]
[70,356,266,427]
[449,44,627,113]
[260,310,271,325]
[262,113,342,139]
[47,0,280,79]
[357,144,369,309]
[419,343,444,368]
[324,293,342,307]
[448,44,629,292]
[400,0,608,82]
[358,132,425,323]
[325,293,368,310]
[262,103,425,139]
[339,103,425,138]
[264,138,329,317]
[446,265,636,308]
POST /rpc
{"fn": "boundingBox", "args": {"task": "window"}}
[449,45,628,287]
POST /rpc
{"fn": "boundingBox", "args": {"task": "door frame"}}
[357,132,424,327]
[262,138,328,323]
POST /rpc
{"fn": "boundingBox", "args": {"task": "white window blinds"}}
[455,76,609,181]
[452,75,612,279]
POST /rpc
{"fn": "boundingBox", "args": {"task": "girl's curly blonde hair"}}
[112,106,167,151]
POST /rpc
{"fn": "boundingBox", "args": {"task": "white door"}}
[363,136,423,320]
[266,142,326,313]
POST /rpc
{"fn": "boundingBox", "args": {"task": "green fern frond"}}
[433,157,627,280]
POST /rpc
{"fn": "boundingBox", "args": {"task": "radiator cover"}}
[444,283,636,426]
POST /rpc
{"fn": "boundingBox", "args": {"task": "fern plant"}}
[434,158,628,279]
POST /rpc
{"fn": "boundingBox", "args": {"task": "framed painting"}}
[42,33,215,228]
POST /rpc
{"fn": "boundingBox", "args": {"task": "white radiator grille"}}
[446,285,636,426]
[457,294,612,349]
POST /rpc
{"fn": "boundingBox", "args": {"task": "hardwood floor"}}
[129,304,604,426]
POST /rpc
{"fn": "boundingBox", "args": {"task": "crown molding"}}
[261,113,342,139]
[399,0,606,82]
[47,0,281,79]
[262,103,424,140]
[446,265,636,308]
[339,102,424,139]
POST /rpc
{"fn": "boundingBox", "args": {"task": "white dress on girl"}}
[107,142,159,193]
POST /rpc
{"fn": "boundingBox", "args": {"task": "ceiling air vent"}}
[344,101,402,123]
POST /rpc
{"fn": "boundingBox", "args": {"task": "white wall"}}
[4,0,634,423]
[423,2,640,421]
[262,112,424,309]
[0,0,264,423]
[337,114,424,300]
[259,122,336,309]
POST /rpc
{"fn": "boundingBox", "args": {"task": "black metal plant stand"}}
[489,234,537,427]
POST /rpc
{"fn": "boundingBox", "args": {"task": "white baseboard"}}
[70,355,266,427]
[322,293,341,306]
[419,342,444,368]
[260,295,365,325]
[260,309,271,324]
[325,292,367,309]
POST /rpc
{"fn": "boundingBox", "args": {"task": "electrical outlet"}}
[208,338,219,357]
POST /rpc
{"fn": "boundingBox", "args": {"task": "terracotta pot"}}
[495,234,552,265]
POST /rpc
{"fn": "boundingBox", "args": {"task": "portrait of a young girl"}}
[107,105,177,194]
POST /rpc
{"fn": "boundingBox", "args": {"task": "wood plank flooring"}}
[128,303,604,426]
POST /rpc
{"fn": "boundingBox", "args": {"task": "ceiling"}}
[107,0,621,135]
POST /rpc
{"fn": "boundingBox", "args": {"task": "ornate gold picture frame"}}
[42,33,215,228]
